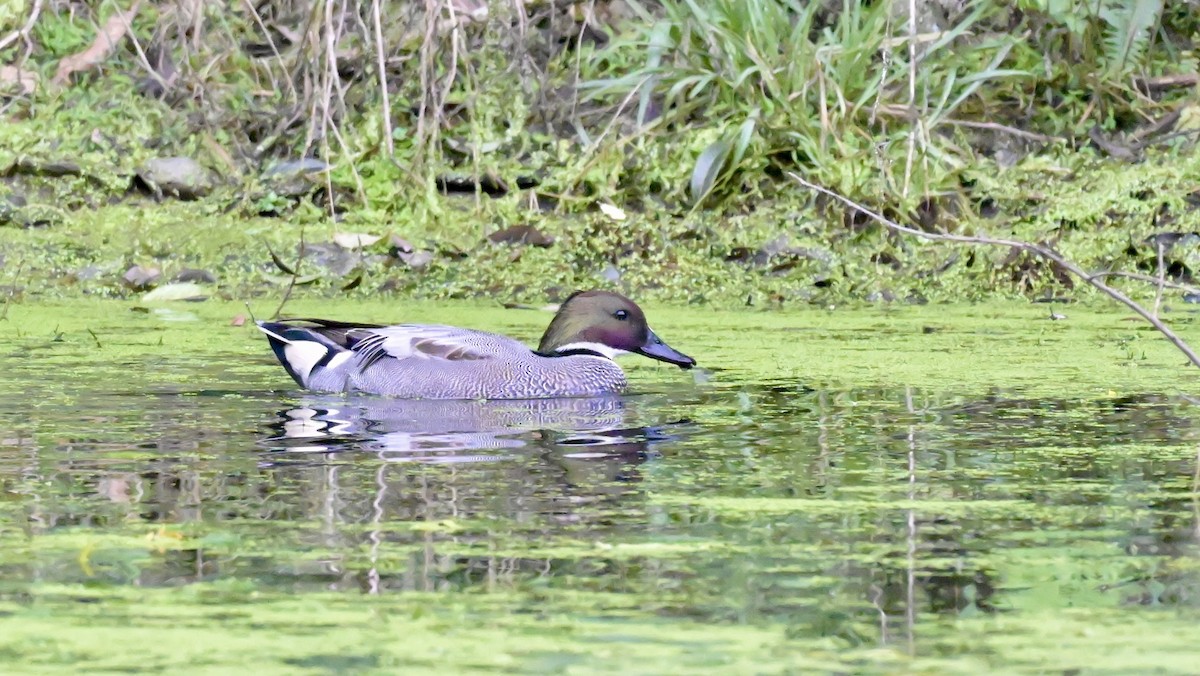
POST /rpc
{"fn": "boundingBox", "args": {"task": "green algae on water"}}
[1,298,1199,674]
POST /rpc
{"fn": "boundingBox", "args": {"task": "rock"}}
[1144,232,1200,250]
[72,266,106,282]
[397,250,434,271]
[173,268,217,284]
[0,65,38,96]
[386,236,433,271]
[263,159,330,198]
[299,242,360,277]
[264,158,330,177]
[123,265,161,290]
[135,157,214,200]
[487,224,554,247]
[11,158,83,177]
[20,204,66,228]
[0,198,65,228]
[0,193,25,226]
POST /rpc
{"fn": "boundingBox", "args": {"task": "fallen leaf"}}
[78,542,95,577]
[263,273,321,285]
[53,1,144,86]
[333,232,384,249]
[0,65,37,95]
[267,247,296,275]
[14,158,81,177]
[230,314,247,327]
[598,202,626,221]
[691,137,732,203]
[142,282,207,302]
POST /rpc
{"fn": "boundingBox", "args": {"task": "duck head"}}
[536,290,696,369]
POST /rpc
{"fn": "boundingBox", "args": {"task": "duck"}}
[256,290,696,399]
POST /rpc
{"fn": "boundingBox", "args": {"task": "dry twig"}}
[1089,270,1200,296]
[241,0,298,102]
[370,0,395,158]
[1153,240,1166,318]
[902,0,918,200]
[0,0,43,54]
[271,229,306,320]
[943,119,1059,143]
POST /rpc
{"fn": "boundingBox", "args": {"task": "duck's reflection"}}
[261,394,688,466]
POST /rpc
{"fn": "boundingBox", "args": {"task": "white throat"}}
[553,341,629,360]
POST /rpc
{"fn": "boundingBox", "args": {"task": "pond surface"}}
[1,299,1199,673]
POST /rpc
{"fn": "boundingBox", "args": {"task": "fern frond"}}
[1103,0,1164,75]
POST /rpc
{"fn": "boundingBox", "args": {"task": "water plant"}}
[582,0,1023,208]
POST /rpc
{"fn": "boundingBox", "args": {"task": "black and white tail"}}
[256,321,348,388]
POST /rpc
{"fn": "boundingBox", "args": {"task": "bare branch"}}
[371,0,395,158]
[1153,241,1166,318]
[902,0,918,200]
[788,172,1200,368]
[241,0,298,102]
[1089,270,1200,295]
[942,119,1059,143]
[0,0,43,54]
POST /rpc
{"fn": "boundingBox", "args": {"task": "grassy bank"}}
[2,1,1200,305]
[3,147,1200,307]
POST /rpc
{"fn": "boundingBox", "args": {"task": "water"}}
[1,299,1199,673]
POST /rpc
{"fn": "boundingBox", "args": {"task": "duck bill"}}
[636,329,696,370]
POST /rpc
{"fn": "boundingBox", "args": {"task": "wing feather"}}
[348,325,515,372]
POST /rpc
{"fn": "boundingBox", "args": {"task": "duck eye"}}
[613,309,629,321]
